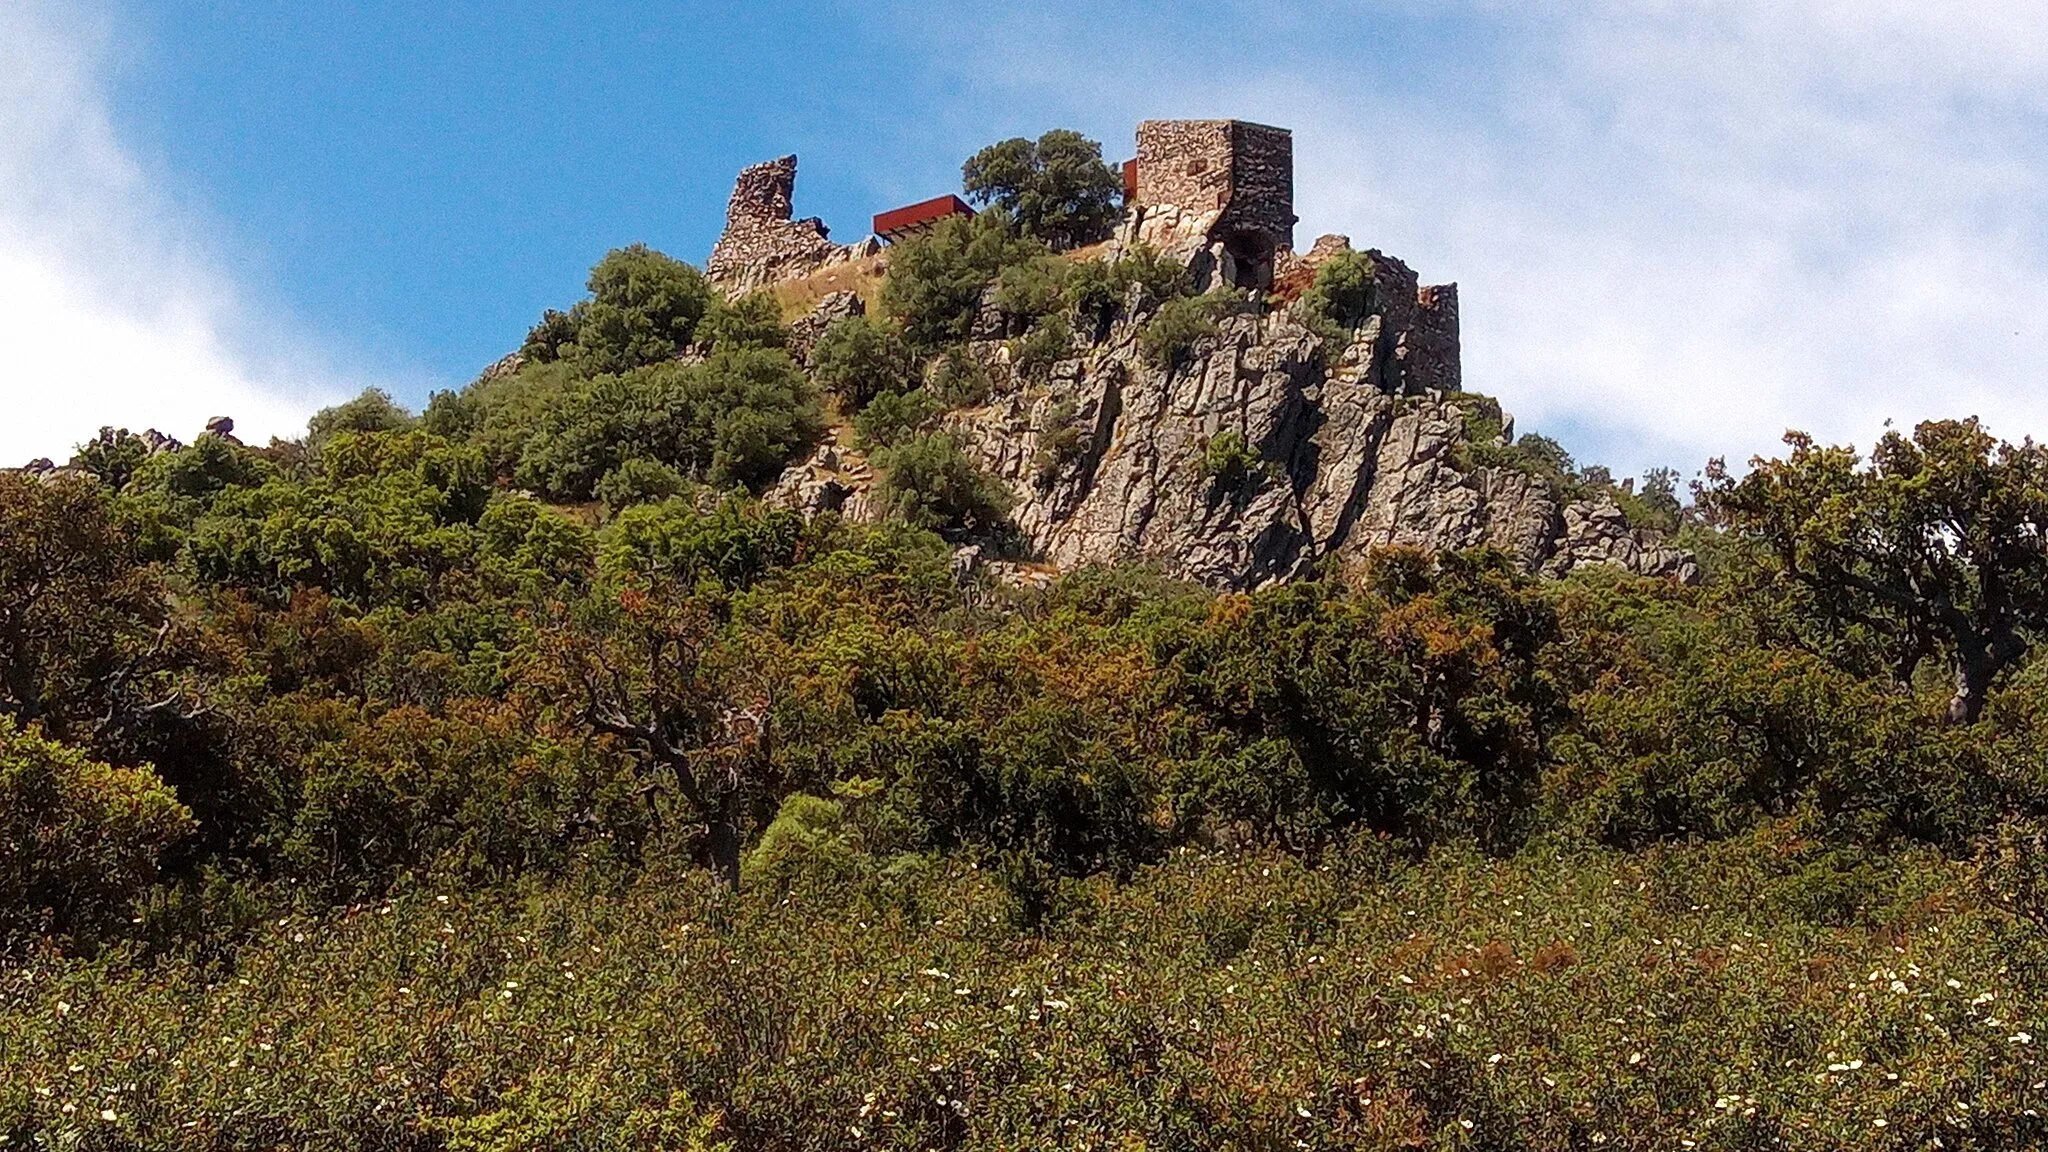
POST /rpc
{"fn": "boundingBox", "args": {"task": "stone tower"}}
[1129,119,1296,289]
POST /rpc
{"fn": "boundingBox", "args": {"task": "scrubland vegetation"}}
[4,131,2048,1149]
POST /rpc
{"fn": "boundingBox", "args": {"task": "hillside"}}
[3,124,2047,1149]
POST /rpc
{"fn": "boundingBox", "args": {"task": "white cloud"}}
[907,0,2048,475]
[0,2,347,465]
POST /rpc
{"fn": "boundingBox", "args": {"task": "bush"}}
[872,432,1011,536]
[961,129,1122,251]
[697,292,787,352]
[307,388,416,448]
[0,717,192,948]
[854,389,941,450]
[1032,397,1086,486]
[881,211,1047,356]
[809,315,917,410]
[517,349,820,499]
[595,457,690,512]
[1201,430,1266,491]
[1009,314,1072,383]
[928,348,992,408]
[1139,293,1228,371]
[1300,249,1378,336]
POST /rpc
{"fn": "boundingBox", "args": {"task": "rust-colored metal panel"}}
[873,194,975,241]
[1122,158,1138,203]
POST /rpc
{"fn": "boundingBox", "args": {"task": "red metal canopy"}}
[873,194,975,242]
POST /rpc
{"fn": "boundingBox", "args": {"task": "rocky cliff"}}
[769,265,1696,590]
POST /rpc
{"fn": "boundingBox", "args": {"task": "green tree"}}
[962,130,1122,251]
[0,474,173,745]
[808,315,917,410]
[1706,418,2048,724]
[69,427,151,490]
[0,716,192,949]
[538,582,779,889]
[1300,249,1378,337]
[307,388,416,448]
[521,245,713,375]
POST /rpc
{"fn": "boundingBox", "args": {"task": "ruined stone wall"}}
[706,156,850,294]
[1408,284,1461,394]
[1218,121,1294,252]
[1134,119,1237,216]
[1133,120,1294,253]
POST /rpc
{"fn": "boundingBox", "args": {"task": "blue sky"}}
[5,1,2047,478]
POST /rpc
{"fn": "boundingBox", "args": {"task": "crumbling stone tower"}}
[1130,119,1297,289]
[706,156,855,294]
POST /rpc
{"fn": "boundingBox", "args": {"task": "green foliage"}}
[928,347,992,408]
[1062,245,1196,340]
[808,314,917,410]
[1139,292,1229,371]
[0,716,191,949]
[696,291,787,352]
[1300,248,1378,337]
[854,389,940,450]
[1707,418,2048,723]
[1031,397,1086,486]
[8,839,2044,1148]
[872,432,1011,536]
[516,349,820,500]
[881,210,1047,356]
[598,494,804,588]
[960,129,1121,251]
[0,472,171,745]
[1201,430,1266,491]
[1158,551,1559,851]
[1008,313,1072,382]
[520,244,713,375]
[594,457,688,512]
[307,388,416,448]
[68,427,150,490]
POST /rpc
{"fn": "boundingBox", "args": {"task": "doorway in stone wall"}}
[1222,230,1275,290]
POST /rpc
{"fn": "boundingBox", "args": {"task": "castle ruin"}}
[703,121,1457,393]
[1127,119,1295,290]
[706,156,873,294]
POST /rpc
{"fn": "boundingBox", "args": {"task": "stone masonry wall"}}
[1408,284,1461,394]
[1135,120,1237,216]
[1218,120,1294,252]
[1133,120,1294,254]
[706,156,850,294]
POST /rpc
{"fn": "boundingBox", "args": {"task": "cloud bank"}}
[0,3,345,465]
[911,0,2048,476]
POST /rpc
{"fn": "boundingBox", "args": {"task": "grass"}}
[4,831,2043,1149]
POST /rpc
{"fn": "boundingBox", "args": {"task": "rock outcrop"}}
[768,272,1696,590]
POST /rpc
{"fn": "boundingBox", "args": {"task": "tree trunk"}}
[1948,654,1994,726]
[707,809,742,892]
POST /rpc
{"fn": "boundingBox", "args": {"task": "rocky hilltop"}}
[768,248,1695,590]
[738,119,1694,589]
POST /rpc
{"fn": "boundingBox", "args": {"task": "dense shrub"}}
[519,245,712,375]
[881,211,1046,356]
[1300,248,1378,337]
[854,389,940,450]
[306,388,415,449]
[0,716,191,949]
[516,349,819,499]
[809,314,917,410]
[1140,292,1229,371]
[871,431,1012,536]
